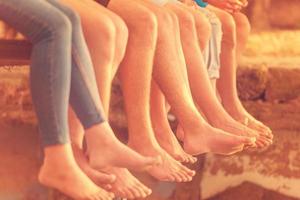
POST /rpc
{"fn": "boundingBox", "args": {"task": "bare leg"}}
[232,12,273,137]
[39,144,115,200]
[145,2,254,155]
[208,7,273,145]
[132,2,197,165]
[63,0,159,176]
[63,0,158,198]
[150,80,197,163]
[171,4,264,147]
[111,0,195,182]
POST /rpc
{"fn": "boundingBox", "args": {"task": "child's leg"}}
[121,0,198,183]
[150,80,197,164]
[208,7,272,145]
[78,0,128,115]
[163,2,254,155]
[135,1,197,165]
[0,1,114,199]
[55,0,160,175]
[61,0,154,198]
[108,0,190,183]
[231,12,272,136]
[232,12,250,62]
[194,8,258,141]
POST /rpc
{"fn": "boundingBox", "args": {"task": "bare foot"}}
[85,122,161,171]
[182,121,256,155]
[39,145,114,200]
[209,117,272,148]
[241,115,273,138]
[72,144,116,189]
[103,167,152,199]
[129,141,196,182]
[222,100,273,141]
[153,123,197,164]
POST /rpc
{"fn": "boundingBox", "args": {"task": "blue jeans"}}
[0,0,105,146]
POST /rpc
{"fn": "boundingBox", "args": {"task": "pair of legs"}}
[61,0,163,199]
[170,2,262,144]
[64,1,196,198]
[0,0,114,199]
[207,6,273,140]
[153,0,271,150]
[145,0,255,157]
[107,0,196,183]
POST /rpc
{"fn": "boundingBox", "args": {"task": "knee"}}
[113,15,129,48]
[131,9,158,39]
[95,17,116,46]
[218,12,236,49]
[153,8,174,29]
[176,9,196,30]
[93,17,116,63]
[61,6,82,31]
[49,13,72,41]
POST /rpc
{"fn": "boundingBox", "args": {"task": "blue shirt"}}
[194,0,208,7]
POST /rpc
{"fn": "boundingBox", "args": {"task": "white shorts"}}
[199,7,222,79]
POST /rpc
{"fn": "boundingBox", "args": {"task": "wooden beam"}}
[0,39,31,66]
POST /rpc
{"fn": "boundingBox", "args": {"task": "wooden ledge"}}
[0,39,31,66]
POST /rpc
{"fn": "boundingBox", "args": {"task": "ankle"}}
[128,137,159,151]
[179,111,205,130]
[85,122,116,145]
[42,152,76,172]
[223,103,245,119]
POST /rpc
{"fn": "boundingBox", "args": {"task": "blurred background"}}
[0,0,300,199]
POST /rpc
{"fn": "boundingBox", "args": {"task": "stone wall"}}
[1,62,300,200]
[245,0,300,30]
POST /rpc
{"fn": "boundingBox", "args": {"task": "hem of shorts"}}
[208,69,220,79]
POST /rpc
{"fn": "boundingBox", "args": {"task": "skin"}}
[166,1,269,147]
[141,0,256,157]
[61,0,161,198]
[39,144,115,200]
[110,0,195,182]
[205,2,273,147]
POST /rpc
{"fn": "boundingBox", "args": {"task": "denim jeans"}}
[0,0,105,146]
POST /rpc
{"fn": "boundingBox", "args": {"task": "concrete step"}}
[0,64,300,200]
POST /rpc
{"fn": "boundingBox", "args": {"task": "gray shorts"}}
[199,7,222,79]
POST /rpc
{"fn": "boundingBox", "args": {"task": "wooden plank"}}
[0,39,31,66]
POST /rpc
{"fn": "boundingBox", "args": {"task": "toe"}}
[178,169,191,182]
[115,188,127,199]
[123,188,135,199]
[135,184,148,198]
[179,166,194,181]
[129,186,142,199]
[180,165,195,177]
[182,155,190,163]
[186,154,197,164]
[173,153,186,163]
[171,171,184,182]
[240,136,256,146]
[137,182,152,196]
[190,156,198,164]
